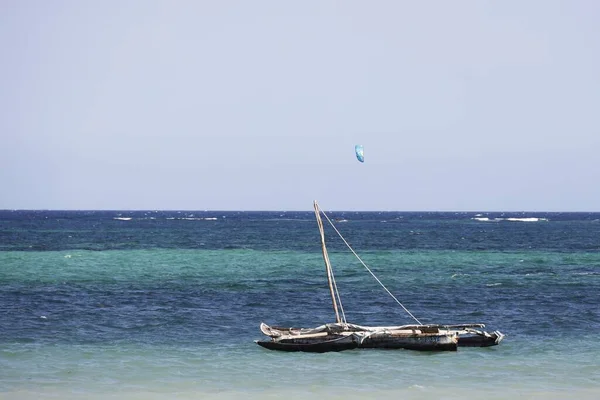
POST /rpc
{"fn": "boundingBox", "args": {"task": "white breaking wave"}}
[472,217,548,222]
[166,217,218,221]
[506,217,548,222]
[114,217,132,221]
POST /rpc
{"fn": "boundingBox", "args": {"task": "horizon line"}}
[1,208,599,213]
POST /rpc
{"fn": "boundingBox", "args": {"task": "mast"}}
[314,200,341,324]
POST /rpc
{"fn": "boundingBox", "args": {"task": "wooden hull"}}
[256,334,457,352]
[259,323,504,351]
[456,331,504,347]
[255,335,358,353]
[257,323,460,352]
[359,332,458,351]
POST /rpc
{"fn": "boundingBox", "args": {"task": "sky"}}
[1,0,599,211]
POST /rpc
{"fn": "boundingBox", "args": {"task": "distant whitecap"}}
[505,217,548,222]
[473,217,548,222]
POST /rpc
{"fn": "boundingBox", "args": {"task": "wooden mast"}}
[314,200,341,324]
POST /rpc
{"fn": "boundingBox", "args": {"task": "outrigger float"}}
[256,201,504,353]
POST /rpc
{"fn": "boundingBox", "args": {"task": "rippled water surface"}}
[1,211,599,399]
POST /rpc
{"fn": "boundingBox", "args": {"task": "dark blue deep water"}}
[2,210,600,252]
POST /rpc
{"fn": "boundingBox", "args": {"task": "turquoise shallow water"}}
[1,211,599,398]
[1,339,599,399]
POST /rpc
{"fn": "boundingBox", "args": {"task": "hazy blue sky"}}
[2,1,599,211]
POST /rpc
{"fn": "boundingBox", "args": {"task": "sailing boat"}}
[256,201,504,352]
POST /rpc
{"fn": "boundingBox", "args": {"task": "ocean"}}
[1,209,599,399]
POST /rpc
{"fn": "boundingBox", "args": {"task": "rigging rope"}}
[319,209,422,325]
